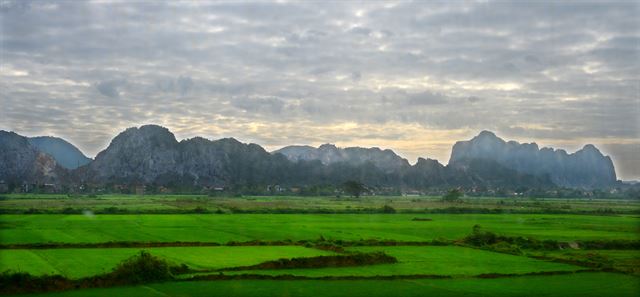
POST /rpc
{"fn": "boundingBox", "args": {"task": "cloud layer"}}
[1,0,638,179]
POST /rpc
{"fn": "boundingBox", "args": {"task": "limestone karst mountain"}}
[0,131,67,184]
[449,131,617,188]
[28,136,92,169]
[274,144,411,173]
[0,126,617,189]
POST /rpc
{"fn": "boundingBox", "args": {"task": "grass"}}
[529,249,640,274]
[2,194,639,214]
[0,246,333,279]
[8,273,640,297]
[222,246,581,277]
[1,195,638,296]
[1,213,638,245]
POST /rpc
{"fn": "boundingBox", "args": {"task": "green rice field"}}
[1,195,638,296]
[223,246,581,277]
[0,246,334,279]
[2,213,638,245]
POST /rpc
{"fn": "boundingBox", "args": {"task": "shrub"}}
[412,217,433,221]
[489,241,522,255]
[24,208,42,214]
[381,205,396,213]
[101,207,127,214]
[109,251,173,284]
[0,271,72,294]
[431,238,451,246]
[0,251,186,294]
[61,207,78,214]
[192,206,208,213]
[577,239,640,250]
[442,189,463,202]
[342,180,366,198]
[221,252,397,271]
[463,225,498,246]
[169,263,191,275]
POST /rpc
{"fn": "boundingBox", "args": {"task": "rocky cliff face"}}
[28,136,92,169]
[274,144,411,173]
[449,131,616,188]
[87,125,180,183]
[0,131,66,184]
[274,140,553,188]
[1,126,617,189]
[86,125,287,186]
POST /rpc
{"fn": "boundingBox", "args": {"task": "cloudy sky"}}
[1,0,639,179]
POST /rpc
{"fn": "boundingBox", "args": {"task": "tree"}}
[110,251,172,284]
[342,180,365,198]
[442,189,463,202]
[381,205,396,213]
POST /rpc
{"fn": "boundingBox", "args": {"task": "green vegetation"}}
[223,246,581,277]
[529,249,640,275]
[342,181,366,198]
[1,251,183,294]
[0,247,333,278]
[442,189,463,202]
[108,251,174,284]
[221,252,397,271]
[0,194,638,296]
[8,273,640,297]
[2,213,638,245]
[2,194,639,215]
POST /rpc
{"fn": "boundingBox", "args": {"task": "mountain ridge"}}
[449,130,616,188]
[28,136,92,169]
[0,131,68,185]
[274,143,411,173]
[0,125,617,189]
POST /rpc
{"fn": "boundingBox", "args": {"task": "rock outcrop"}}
[449,131,616,188]
[274,144,410,173]
[85,125,288,186]
[0,126,617,189]
[28,136,92,169]
[0,131,67,184]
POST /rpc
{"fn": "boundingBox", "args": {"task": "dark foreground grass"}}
[10,272,640,297]
[528,249,640,275]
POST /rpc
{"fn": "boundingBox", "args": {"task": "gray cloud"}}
[405,91,449,106]
[1,0,638,179]
[467,96,481,103]
[95,79,126,98]
[349,27,372,36]
[351,71,362,82]
[156,75,194,96]
[231,96,286,115]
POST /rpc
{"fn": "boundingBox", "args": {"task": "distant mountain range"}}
[274,144,410,173]
[0,131,68,185]
[0,125,618,189]
[28,136,92,169]
[448,131,616,188]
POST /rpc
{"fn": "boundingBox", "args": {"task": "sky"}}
[1,0,639,180]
